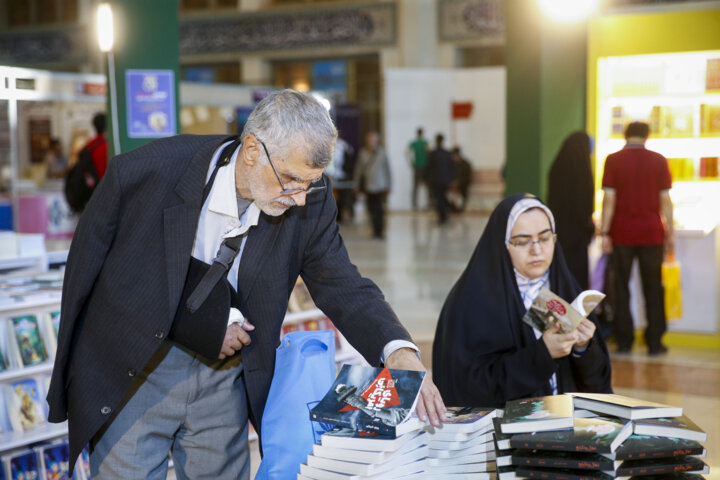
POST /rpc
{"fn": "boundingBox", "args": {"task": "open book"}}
[523,288,605,334]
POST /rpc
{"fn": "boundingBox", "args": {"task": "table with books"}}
[299,365,709,480]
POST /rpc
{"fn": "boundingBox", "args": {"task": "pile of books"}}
[424,407,498,478]
[492,393,709,480]
[301,365,429,479]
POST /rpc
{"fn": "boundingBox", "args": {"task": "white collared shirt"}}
[191,141,260,326]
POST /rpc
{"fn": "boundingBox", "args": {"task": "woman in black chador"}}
[432,194,612,408]
[547,131,595,290]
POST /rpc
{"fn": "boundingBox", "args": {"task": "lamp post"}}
[97,3,121,155]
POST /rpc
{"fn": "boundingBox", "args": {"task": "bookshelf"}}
[0,280,66,461]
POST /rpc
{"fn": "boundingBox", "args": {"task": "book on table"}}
[429,439,494,459]
[319,426,420,452]
[610,434,706,461]
[428,430,494,451]
[306,443,428,476]
[615,455,708,477]
[514,465,624,480]
[510,450,620,472]
[432,407,499,434]
[493,417,513,450]
[310,365,425,437]
[632,414,707,442]
[570,393,682,420]
[313,430,428,464]
[509,417,633,454]
[299,457,426,480]
[500,395,574,434]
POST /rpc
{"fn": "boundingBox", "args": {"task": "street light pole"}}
[97,3,121,156]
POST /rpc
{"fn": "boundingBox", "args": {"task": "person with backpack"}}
[64,113,107,213]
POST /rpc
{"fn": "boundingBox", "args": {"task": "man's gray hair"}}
[241,89,337,168]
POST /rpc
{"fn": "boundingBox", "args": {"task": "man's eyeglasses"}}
[507,232,557,250]
[257,138,326,195]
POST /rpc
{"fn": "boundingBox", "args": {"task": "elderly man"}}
[48,90,445,478]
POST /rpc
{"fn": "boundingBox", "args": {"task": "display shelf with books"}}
[595,51,720,235]
[0,421,68,454]
[0,271,67,462]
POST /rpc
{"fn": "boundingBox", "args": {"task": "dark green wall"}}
[104,0,180,158]
[505,0,587,201]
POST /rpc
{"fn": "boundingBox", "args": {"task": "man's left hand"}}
[384,347,446,427]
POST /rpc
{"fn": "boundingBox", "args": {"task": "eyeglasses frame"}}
[257,138,326,195]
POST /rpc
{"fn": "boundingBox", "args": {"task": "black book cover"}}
[510,417,632,454]
[512,450,618,471]
[616,456,707,477]
[613,435,705,461]
[515,465,618,480]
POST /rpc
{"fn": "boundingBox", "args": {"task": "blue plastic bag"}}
[255,330,336,480]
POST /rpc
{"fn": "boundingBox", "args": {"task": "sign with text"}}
[126,70,177,138]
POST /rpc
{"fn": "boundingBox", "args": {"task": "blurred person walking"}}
[600,122,674,356]
[327,134,355,223]
[547,131,594,289]
[407,128,429,210]
[426,133,454,225]
[354,132,391,239]
[451,146,472,212]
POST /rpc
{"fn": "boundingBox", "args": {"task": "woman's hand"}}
[542,322,579,359]
[573,318,596,350]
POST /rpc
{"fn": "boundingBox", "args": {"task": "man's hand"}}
[542,322,579,359]
[573,318,596,350]
[384,348,446,427]
[219,318,255,359]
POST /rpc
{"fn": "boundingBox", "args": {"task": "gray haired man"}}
[48,89,446,478]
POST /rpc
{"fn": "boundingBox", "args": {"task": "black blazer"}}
[47,135,412,465]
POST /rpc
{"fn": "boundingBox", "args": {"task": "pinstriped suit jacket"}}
[46,134,412,466]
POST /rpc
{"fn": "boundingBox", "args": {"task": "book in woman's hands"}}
[523,288,605,334]
[310,364,426,437]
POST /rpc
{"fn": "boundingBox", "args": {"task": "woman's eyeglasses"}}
[507,232,557,250]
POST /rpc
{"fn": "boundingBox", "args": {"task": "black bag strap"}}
[186,137,245,313]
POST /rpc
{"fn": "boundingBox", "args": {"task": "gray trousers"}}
[90,342,250,480]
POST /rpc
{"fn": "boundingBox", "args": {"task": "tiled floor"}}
[187,210,719,479]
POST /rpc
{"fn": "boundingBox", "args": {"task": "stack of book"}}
[423,407,499,478]
[299,428,428,479]
[300,365,429,479]
[491,393,709,480]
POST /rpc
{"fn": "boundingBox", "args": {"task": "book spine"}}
[511,440,608,454]
[616,462,699,476]
[616,447,705,461]
[514,457,613,471]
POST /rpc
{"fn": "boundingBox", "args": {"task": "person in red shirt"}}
[600,121,674,356]
[86,112,108,179]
